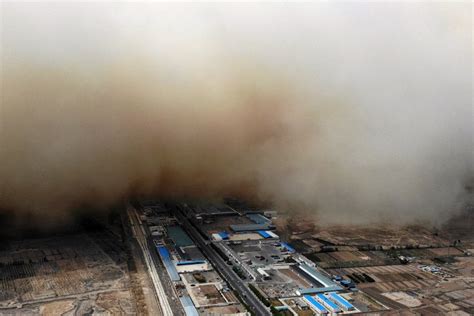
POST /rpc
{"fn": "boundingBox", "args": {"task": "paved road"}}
[127,207,173,316]
[174,206,272,316]
[216,241,257,281]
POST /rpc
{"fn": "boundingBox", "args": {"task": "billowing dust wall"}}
[0,3,472,224]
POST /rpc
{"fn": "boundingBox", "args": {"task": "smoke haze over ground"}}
[0,2,472,225]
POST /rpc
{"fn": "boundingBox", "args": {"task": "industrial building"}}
[304,295,328,314]
[317,293,341,313]
[180,296,199,316]
[184,202,240,219]
[299,264,341,288]
[246,213,271,225]
[297,286,344,295]
[330,292,355,311]
[178,245,206,261]
[167,226,194,247]
[156,246,180,281]
[176,260,210,273]
[280,242,295,253]
[230,223,275,232]
[257,230,279,239]
[303,292,355,314]
[229,213,276,232]
[212,231,230,241]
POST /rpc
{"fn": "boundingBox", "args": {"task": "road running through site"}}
[174,205,272,316]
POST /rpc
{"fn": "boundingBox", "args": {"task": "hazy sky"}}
[1,2,472,225]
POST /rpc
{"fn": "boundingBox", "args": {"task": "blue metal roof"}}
[317,294,341,312]
[218,231,230,239]
[333,275,342,281]
[281,242,295,253]
[258,230,271,238]
[176,260,206,266]
[180,296,199,316]
[304,295,327,313]
[156,246,180,281]
[157,246,171,260]
[330,292,354,310]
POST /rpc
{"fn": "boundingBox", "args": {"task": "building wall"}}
[176,263,209,273]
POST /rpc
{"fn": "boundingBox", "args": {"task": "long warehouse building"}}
[156,246,180,281]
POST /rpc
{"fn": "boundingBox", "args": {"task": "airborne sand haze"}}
[0,2,472,225]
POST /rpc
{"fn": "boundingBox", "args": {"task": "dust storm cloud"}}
[0,2,472,225]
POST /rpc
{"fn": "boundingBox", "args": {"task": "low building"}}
[303,295,328,314]
[180,296,199,316]
[156,246,180,281]
[247,213,271,225]
[298,264,339,287]
[175,260,210,273]
[212,233,223,241]
[329,292,355,311]
[316,293,341,313]
[257,268,270,278]
[296,286,343,296]
[230,224,275,232]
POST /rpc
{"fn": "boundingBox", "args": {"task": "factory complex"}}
[138,202,248,316]
[133,200,368,316]
[0,198,471,315]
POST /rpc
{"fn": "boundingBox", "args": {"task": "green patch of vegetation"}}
[248,283,270,307]
[232,289,256,316]
[232,266,246,280]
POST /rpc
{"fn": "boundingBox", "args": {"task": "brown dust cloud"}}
[0,3,472,226]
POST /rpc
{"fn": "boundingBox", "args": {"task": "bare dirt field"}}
[0,233,137,315]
